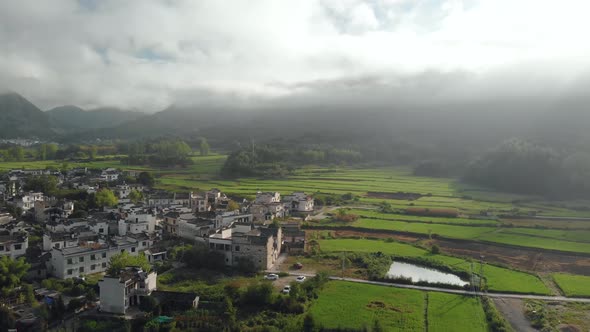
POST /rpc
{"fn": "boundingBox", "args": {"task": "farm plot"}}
[309,281,425,331]
[329,218,590,254]
[552,273,590,297]
[427,292,488,332]
[317,238,551,294]
[347,209,497,225]
[309,281,489,331]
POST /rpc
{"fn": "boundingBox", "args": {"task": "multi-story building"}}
[8,192,45,213]
[208,225,282,270]
[99,267,157,314]
[0,230,28,258]
[254,192,281,204]
[283,192,314,213]
[50,238,139,279]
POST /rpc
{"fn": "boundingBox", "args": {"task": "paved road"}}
[268,271,590,303]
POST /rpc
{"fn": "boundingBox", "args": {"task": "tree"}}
[95,189,118,208]
[0,256,30,295]
[137,171,155,187]
[226,200,240,211]
[128,190,144,204]
[199,138,210,156]
[107,251,150,276]
[23,175,58,195]
[11,146,24,162]
[89,146,98,160]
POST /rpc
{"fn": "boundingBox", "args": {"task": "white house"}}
[100,168,120,182]
[208,224,282,270]
[99,267,157,314]
[0,231,28,258]
[283,192,314,213]
[9,192,45,212]
[50,238,139,279]
[115,184,144,199]
[254,192,281,204]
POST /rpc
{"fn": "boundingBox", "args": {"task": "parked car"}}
[282,285,291,294]
[293,262,303,269]
[296,276,306,283]
[264,273,279,280]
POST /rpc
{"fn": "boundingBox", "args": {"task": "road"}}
[267,271,590,303]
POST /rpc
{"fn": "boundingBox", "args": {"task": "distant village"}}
[0,166,313,327]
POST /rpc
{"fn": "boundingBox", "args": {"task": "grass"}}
[309,281,489,331]
[347,208,498,225]
[427,292,488,332]
[317,238,551,294]
[552,273,590,297]
[309,281,425,331]
[321,218,590,254]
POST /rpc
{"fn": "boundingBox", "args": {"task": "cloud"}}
[0,0,589,111]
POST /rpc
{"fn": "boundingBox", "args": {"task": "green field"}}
[319,218,590,254]
[552,273,590,297]
[347,208,498,225]
[318,238,551,294]
[309,281,489,331]
[427,292,488,332]
[309,281,425,331]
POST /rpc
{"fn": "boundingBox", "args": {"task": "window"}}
[99,228,104,233]
[102,262,107,268]
[14,244,22,250]
[234,245,240,252]
[67,269,73,275]
[0,245,4,251]
[90,264,96,271]
[79,256,84,262]
[142,241,147,246]
[67,258,73,265]
[90,254,96,260]
[102,252,107,258]
[79,267,84,273]
[55,243,60,249]
[131,247,136,253]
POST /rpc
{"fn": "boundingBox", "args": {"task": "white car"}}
[264,273,279,280]
[295,276,306,283]
[282,285,291,294]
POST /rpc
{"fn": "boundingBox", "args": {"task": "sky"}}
[0,0,589,112]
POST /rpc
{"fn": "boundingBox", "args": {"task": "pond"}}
[386,261,469,286]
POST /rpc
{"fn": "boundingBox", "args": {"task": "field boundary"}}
[271,272,590,302]
[304,225,590,257]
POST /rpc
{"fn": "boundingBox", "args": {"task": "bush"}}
[430,245,440,254]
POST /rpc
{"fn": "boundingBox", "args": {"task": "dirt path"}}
[493,298,538,332]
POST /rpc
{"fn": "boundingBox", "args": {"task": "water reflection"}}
[386,262,469,286]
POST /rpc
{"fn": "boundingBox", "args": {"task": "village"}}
[0,167,313,330]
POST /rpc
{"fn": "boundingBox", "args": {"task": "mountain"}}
[78,105,249,141]
[46,105,146,133]
[0,92,54,138]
